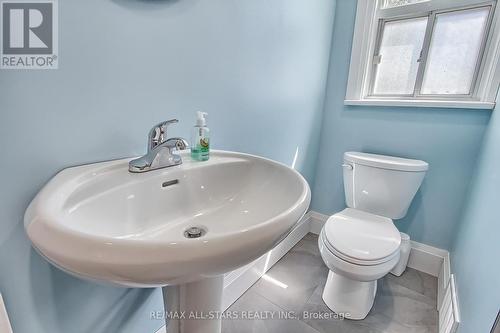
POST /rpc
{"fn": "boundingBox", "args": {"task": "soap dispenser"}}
[191,111,210,161]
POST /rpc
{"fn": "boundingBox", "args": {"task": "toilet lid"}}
[323,208,401,263]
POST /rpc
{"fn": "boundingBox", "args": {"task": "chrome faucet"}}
[129,119,189,173]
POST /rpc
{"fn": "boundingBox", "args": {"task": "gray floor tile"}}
[293,233,322,257]
[222,289,320,333]
[385,268,438,306]
[373,277,438,329]
[226,233,438,333]
[302,273,437,333]
[250,235,326,313]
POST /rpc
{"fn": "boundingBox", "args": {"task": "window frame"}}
[345,0,500,109]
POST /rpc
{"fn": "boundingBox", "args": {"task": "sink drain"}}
[184,227,206,239]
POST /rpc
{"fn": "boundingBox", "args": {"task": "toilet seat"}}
[319,230,401,282]
[322,208,401,266]
[323,237,400,266]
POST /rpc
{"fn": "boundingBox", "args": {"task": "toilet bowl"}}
[319,152,428,319]
[318,208,401,319]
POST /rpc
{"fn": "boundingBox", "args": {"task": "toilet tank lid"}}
[344,152,429,172]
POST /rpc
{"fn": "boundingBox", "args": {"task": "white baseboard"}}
[154,212,312,333]
[407,241,448,277]
[0,294,13,333]
[309,211,329,234]
[438,252,451,310]
[439,274,460,333]
[437,252,460,333]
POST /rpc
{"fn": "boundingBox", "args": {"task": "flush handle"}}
[342,163,353,170]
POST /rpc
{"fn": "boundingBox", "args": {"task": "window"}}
[372,17,428,95]
[345,0,500,109]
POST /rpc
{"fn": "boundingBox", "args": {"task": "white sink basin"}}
[24,151,310,287]
[25,150,310,332]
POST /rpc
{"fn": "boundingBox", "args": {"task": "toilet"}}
[319,152,428,320]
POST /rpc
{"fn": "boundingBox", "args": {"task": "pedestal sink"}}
[24,150,310,333]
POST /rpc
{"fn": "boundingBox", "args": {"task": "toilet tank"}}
[343,152,428,219]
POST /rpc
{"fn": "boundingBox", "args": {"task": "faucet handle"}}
[148,119,179,151]
[161,119,179,127]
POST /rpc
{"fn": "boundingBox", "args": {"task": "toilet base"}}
[322,270,377,320]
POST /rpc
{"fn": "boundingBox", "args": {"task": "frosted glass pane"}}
[383,0,428,9]
[421,7,490,95]
[373,17,428,95]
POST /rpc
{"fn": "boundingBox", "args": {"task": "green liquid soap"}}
[191,111,210,161]
[191,146,209,161]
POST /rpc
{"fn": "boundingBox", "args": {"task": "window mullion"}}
[367,18,385,97]
[413,12,436,97]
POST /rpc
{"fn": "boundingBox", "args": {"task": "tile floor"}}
[222,233,438,333]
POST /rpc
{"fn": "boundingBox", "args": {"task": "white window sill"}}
[344,99,495,110]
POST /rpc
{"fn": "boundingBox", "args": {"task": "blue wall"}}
[311,0,491,250]
[0,0,335,332]
[450,98,500,333]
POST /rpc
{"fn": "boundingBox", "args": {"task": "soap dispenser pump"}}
[191,111,210,161]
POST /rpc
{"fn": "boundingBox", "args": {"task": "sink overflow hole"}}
[162,179,179,188]
[184,227,206,239]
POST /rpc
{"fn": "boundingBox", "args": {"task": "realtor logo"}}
[1,0,58,69]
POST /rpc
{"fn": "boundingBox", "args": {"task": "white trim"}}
[407,240,447,277]
[308,210,447,277]
[345,0,379,102]
[310,211,329,234]
[381,0,494,17]
[436,254,460,333]
[345,0,500,109]
[0,294,13,333]
[477,0,500,102]
[345,98,495,109]
[154,212,312,333]
[438,252,451,310]
[439,274,460,333]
